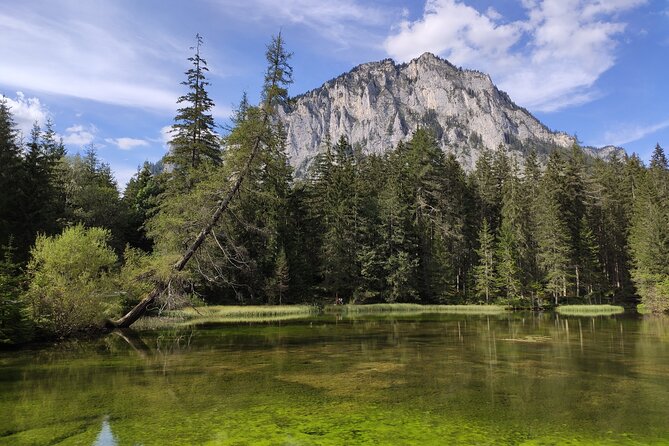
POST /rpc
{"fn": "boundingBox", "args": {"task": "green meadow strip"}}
[555,305,625,316]
[325,303,509,315]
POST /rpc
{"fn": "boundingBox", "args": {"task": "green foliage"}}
[474,218,496,302]
[629,144,669,313]
[0,243,33,344]
[535,152,572,304]
[266,247,290,305]
[59,149,128,251]
[0,97,26,255]
[147,33,294,305]
[166,33,220,172]
[123,161,162,251]
[25,225,119,336]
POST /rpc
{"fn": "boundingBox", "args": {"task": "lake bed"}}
[2,312,668,445]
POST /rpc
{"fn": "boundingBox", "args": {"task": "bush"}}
[25,225,119,336]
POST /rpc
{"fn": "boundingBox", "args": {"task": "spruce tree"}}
[0,98,24,253]
[629,144,669,312]
[474,218,496,303]
[536,154,572,305]
[167,34,220,172]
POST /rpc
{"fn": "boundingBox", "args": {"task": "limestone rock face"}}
[278,53,618,174]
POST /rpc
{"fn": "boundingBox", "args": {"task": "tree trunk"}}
[110,115,268,329]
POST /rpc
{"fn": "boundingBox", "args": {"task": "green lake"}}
[1,312,669,445]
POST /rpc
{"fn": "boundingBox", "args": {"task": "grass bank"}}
[325,303,509,315]
[133,303,510,328]
[555,304,625,316]
[133,305,318,329]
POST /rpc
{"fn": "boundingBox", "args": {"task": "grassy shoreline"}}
[131,303,632,329]
[325,303,509,315]
[132,303,509,328]
[555,304,625,316]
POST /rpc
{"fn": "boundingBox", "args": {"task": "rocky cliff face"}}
[278,53,615,174]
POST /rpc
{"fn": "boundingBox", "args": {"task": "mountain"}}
[278,52,619,174]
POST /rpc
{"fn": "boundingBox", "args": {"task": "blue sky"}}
[2,0,668,187]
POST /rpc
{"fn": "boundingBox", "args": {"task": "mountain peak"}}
[278,55,609,176]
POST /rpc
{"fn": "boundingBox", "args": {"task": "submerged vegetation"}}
[2,314,669,445]
[1,32,668,344]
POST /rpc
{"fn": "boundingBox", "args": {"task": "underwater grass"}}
[326,303,509,315]
[555,304,625,316]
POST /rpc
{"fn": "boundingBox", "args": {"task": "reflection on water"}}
[93,417,117,446]
[0,312,668,445]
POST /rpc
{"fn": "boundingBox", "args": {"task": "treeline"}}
[1,34,669,344]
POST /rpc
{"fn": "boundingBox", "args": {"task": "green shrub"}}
[25,225,119,336]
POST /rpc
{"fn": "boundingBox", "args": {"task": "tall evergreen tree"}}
[167,34,220,172]
[629,144,669,312]
[536,152,572,304]
[474,218,496,303]
[0,98,23,252]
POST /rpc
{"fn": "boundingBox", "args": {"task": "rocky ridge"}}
[278,52,619,174]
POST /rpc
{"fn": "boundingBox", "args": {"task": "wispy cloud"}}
[3,91,50,139]
[0,2,182,111]
[384,0,646,112]
[105,137,150,151]
[62,124,97,147]
[213,0,392,50]
[600,118,669,146]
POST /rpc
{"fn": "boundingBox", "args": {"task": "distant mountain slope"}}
[278,52,619,174]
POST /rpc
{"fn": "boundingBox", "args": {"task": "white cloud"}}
[105,137,150,151]
[3,91,50,139]
[384,0,646,112]
[160,125,173,146]
[485,7,502,21]
[62,124,97,147]
[601,118,669,146]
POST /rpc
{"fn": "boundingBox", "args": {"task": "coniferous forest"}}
[2,34,669,345]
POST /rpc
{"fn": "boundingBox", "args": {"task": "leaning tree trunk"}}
[110,116,268,329]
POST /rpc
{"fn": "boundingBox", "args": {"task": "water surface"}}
[1,313,669,445]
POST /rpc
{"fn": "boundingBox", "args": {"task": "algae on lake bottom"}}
[1,312,668,445]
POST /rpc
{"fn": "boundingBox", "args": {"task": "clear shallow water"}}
[1,313,669,445]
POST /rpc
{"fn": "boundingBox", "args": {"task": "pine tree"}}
[167,34,220,172]
[379,147,419,302]
[474,218,496,303]
[536,156,572,305]
[577,216,603,301]
[317,136,359,300]
[0,98,23,251]
[496,222,522,301]
[0,241,33,344]
[474,148,500,231]
[629,144,669,313]
[521,149,543,304]
[266,247,289,304]
[123,162,162,251]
